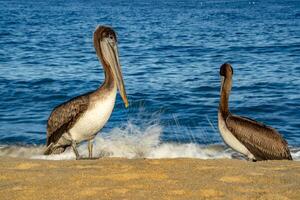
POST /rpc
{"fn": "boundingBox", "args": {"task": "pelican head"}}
[219,63,233,94]
[220,63,233,78]
[94,26,129,108]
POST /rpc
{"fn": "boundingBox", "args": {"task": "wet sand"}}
[0,157,299,200]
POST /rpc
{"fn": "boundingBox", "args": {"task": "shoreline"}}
[0,157,299,199]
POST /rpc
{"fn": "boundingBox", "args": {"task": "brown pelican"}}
[44,26,128,159]
[218,63,292,161]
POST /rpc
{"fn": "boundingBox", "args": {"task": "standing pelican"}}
[218,63,292,161]
[44,26,128,159]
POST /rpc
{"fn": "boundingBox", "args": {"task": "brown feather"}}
[226,115,292,160]
[46,92,91,146]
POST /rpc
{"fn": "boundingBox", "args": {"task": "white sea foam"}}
[291,148,300,161]
[0,121,299,161]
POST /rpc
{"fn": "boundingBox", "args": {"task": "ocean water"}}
[0,0,299,160]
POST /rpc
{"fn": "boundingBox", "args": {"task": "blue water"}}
[0,0,300,158]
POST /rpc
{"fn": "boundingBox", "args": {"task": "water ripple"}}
[0,0,299,148]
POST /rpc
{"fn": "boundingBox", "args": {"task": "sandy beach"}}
[0,157,299,200]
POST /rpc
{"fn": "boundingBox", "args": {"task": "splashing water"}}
[0,121,298,161]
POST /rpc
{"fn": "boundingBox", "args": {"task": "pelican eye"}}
[108,33,114,40]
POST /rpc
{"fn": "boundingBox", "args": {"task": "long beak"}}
[112,45,129,108]
[101,39,129,108]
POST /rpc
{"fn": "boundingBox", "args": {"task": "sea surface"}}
[0,0,299,160]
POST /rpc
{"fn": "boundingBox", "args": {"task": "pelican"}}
[44,26,129,159]
[218,63,292,161]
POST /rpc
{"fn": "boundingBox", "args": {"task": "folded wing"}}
[226,115,292,160]
[46,94,90,146]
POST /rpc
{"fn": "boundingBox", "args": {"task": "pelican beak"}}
[100,38,129,108]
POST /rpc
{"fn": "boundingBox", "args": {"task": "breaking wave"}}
[0,121,299,161]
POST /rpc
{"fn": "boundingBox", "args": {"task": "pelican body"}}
[44,26,128,159]
[218,63,292,161]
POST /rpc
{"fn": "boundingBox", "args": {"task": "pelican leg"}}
[71,141,81,160]
[88,139,94,159]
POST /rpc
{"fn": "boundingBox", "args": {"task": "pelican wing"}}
[46,93,90,146]
[226,115,292,160]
